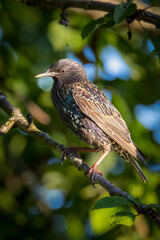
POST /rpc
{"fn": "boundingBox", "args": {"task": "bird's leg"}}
[87,151,109,187]
[61,147,100,164]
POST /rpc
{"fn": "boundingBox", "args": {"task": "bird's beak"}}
[35,69,59,78]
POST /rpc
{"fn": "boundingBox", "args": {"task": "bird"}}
[35,59,147,184]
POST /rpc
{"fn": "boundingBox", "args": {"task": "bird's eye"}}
[61,69,66,73]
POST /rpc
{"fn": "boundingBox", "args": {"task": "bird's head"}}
[35,59,87,85]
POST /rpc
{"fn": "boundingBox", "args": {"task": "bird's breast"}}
[52,87,84,130]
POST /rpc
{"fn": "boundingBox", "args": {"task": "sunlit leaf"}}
[111,211,136,226]
[89,208,117,234]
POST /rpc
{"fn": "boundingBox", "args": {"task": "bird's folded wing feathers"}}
[73,84,142,160]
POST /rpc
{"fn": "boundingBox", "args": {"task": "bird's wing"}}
[73,83,143,160]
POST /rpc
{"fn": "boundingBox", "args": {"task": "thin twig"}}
[0,90,160,229]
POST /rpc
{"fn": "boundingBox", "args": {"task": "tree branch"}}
[17,0,160,27]
[0,115,16,136]
[0,90,160,229]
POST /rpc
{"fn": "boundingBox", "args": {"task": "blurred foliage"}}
[0,0,160,239]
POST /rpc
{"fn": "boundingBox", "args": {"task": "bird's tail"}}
[134,144,148,165]
[129,156,148,183]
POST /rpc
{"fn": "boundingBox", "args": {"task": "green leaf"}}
[101,13,115,28]
[111,211,136,226]
[114,1,137,24]
[89,208,117,234]
[147,203,160,210]
[92,196,131,210]
[81,17,105,39]
[81,13,115,39]
[127,196,141,207]
[150,36,160,58]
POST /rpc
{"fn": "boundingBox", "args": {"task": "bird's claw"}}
[61,147,80,164]
[60,149,68,164]
[85,167,103,188]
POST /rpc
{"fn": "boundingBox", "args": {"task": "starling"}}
[35,59,147,184]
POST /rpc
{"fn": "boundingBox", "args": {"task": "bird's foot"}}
[61,147,81,164]
[61,147,99,164]
[86,167,103,188]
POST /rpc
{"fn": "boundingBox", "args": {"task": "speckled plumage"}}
[36,59,147,183]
